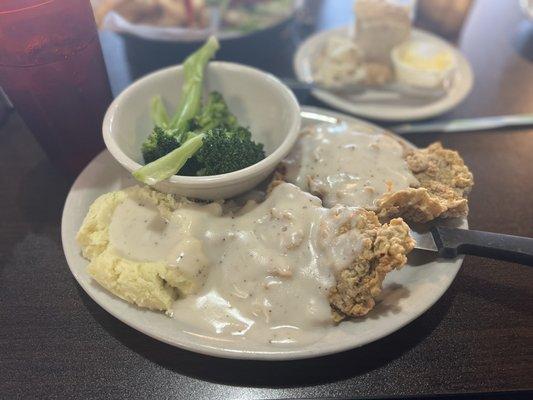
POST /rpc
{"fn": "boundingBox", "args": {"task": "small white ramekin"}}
[392,40,457,89]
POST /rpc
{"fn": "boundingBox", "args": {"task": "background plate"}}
[294,27,474,122]
[61,106,466,360]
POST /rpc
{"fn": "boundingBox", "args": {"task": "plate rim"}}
[100,0,305,43]
[294,26,474,122]
[61,106,465,360]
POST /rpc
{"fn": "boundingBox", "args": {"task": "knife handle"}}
[432,226,533,266]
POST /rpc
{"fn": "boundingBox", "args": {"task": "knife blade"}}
[393,114,533,134]
[281,78,446,99]
[411,226,533,266]
[410,229,438,252]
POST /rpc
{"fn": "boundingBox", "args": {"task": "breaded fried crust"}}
[377,142,473,222]
[326,211,414,320]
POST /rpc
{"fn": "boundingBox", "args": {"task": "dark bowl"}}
[121,9,301,79]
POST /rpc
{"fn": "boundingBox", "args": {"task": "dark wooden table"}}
[1,1,532,399]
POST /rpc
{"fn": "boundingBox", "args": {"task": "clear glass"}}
[0,0,113,176]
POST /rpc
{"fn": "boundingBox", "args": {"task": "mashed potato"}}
[76,186,193,314]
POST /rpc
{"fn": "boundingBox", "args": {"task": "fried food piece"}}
[267,180,414,320]
[377,142,473,223]
[94,0,207,28]
[277,127,473,224]
[326,210,414,320]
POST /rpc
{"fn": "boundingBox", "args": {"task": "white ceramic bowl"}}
[103,61,301,200]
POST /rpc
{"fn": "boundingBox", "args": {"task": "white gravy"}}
[282,123,419,209]
[108,183,368,346]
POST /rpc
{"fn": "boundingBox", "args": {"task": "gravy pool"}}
[109,183,368,346]
[282,123,419,209]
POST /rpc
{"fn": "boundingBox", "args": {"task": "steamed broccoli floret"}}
[134,126,265,183]
[134,37,220,184]
[195,127,265,176]
[134,134,205,184]
[141,126,181,164]
[169,36,220,136]
[140,94,255,169]
[231,125,256,141]
[192,91,238,131]
[143,91,238,165]
[150,95,170,128]
[133,36,267,184]
[138,90,264,179]
[178,153,204,176]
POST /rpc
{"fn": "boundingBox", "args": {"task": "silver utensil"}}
[411,227,533,266]
[282,78,447,99]
[393,114,533,134]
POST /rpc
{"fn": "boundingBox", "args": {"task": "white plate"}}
[61,107,466,360]
[294,27,474,121]
[92,0,304,42]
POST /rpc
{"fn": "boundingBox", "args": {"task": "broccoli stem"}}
[134,36,219,185]
[150,95,169,128]
[169,36,220,137]
[133,134,205,185]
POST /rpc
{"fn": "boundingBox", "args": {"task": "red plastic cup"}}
[0,0,113,176]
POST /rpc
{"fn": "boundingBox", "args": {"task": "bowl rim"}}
[113,0,305,43]
[103,61,301,187]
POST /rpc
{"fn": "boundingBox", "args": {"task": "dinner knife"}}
[411,226,533,266]
[282,78,446,99]
[393,114,533,134]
